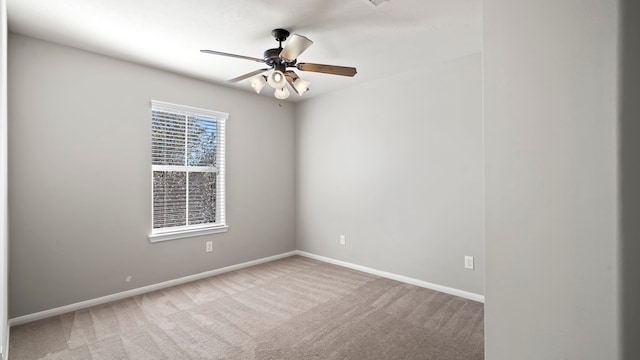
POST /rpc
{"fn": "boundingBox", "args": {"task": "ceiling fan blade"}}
[200,49,266,63]
[297,63,357,77]
[284,70,299,82]
[226,68,271,83]
[279,34,313,62]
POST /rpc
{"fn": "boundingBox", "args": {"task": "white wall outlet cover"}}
[339,235,346,245]
[206,241,213,252]
[465,256,474,270]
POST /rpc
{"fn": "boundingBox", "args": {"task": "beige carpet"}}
[9,256,484,360]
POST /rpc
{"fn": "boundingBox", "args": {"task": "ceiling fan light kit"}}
[201,28,357,100]
[292,78,311,95]
[267,70,287,89]
[274,86,291,100]
[250,75,267,94]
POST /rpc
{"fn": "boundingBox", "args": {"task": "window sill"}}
[149,225,229,243]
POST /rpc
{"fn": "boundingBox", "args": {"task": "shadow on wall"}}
[620,0,640,359]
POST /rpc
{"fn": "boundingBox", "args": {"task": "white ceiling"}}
[6,0,482,101]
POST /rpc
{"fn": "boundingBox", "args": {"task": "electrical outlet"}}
[465,256,474,270]
[206,241,213,253]
[339,235,346,246]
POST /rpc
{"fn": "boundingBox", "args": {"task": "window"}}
[149,100,228,242]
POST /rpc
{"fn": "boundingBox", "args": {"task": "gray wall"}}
[1,0,8,356]
[8,33,296,318]
[484,0,620,359]
[296,54,484,296]
[620,0,640,358]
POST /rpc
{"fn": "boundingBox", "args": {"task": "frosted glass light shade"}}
[293,78,311,95]
[249,75,267,94]
[267,70,287,88]
[274,86,290,100]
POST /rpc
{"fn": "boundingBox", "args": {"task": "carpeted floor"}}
[9,255,484,359]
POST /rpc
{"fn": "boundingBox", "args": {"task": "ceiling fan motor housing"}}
[263,29,297,70]
[263,48,295,70]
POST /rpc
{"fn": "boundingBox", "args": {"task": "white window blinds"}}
[150,100,228,241]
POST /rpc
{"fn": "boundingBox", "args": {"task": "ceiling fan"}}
[200,28,357,100]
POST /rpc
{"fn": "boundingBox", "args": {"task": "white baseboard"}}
[294,250,485,303]
[9,251,298,327]
[9,249,483,327]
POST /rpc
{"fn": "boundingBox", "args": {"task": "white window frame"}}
[149,100,229,242]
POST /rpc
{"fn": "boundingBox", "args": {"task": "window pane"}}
[188,172,217,225]
[150,101,228,238]
[152,110,186,165]
[187,116,217,167]
[153,171,186,228]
